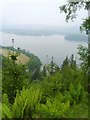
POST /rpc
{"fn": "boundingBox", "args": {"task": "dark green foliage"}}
[2,56,28,103]
[2,71,88,118]
[61,54,76,70]
[16,48,42,74]
[42,66,46,76]
[70,54,76,69]
[27,56,41,74]
[19,48,42,78]
[0,55,2,66]
[80,17,90,33]
[1,46,88,118]
[61,56,69,69]
[31,67,42,80]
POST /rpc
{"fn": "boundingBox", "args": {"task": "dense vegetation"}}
[0,45,88,119]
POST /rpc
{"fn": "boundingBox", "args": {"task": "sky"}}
[0,0,88,28]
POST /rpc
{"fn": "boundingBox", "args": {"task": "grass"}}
[0,48,30,64]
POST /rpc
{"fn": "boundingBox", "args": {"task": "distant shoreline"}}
[0,30,87,42]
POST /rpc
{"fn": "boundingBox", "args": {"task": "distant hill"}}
[0,48,30,64]
[2,25,87,42]
[65,34,88,42]
[2,25,81,36]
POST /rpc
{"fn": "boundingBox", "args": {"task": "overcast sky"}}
[0,0,88,27]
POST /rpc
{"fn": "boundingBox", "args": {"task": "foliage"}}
[80,17,90,33]
[59,0,89,93]
[2,56,28,103]
[65,103,88,118]
[2,46,42,74]
[40,73,63,97]
[1,46,88,118]
[15,48,42,74]
[1,64,88,118]
[36,94,70,118]
[2,104,12,118]
[2,80,88,118]
[27,55,42,74]
[61,54,76,70]
[77,45,88,71]
[2,94,12,118]
[2,87,42,118]
[59,1,90,22]
[59,1,90,83]
[31,67,42,80]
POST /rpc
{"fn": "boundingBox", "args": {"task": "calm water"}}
[0,32,87,66]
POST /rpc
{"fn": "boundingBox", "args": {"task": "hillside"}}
[0,48,30,64]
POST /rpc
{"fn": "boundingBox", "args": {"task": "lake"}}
[0,32,88,66]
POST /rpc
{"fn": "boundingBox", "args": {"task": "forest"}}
[0,44,88,118]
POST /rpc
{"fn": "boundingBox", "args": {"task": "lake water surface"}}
[0,32,88,66]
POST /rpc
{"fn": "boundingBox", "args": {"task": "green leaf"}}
[2,104,12,118]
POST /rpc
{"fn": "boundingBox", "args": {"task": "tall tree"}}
[61,56,69,70]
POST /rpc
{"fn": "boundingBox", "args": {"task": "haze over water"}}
[1,32,87,66]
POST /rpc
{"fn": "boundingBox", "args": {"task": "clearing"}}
[0,48,30,64]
